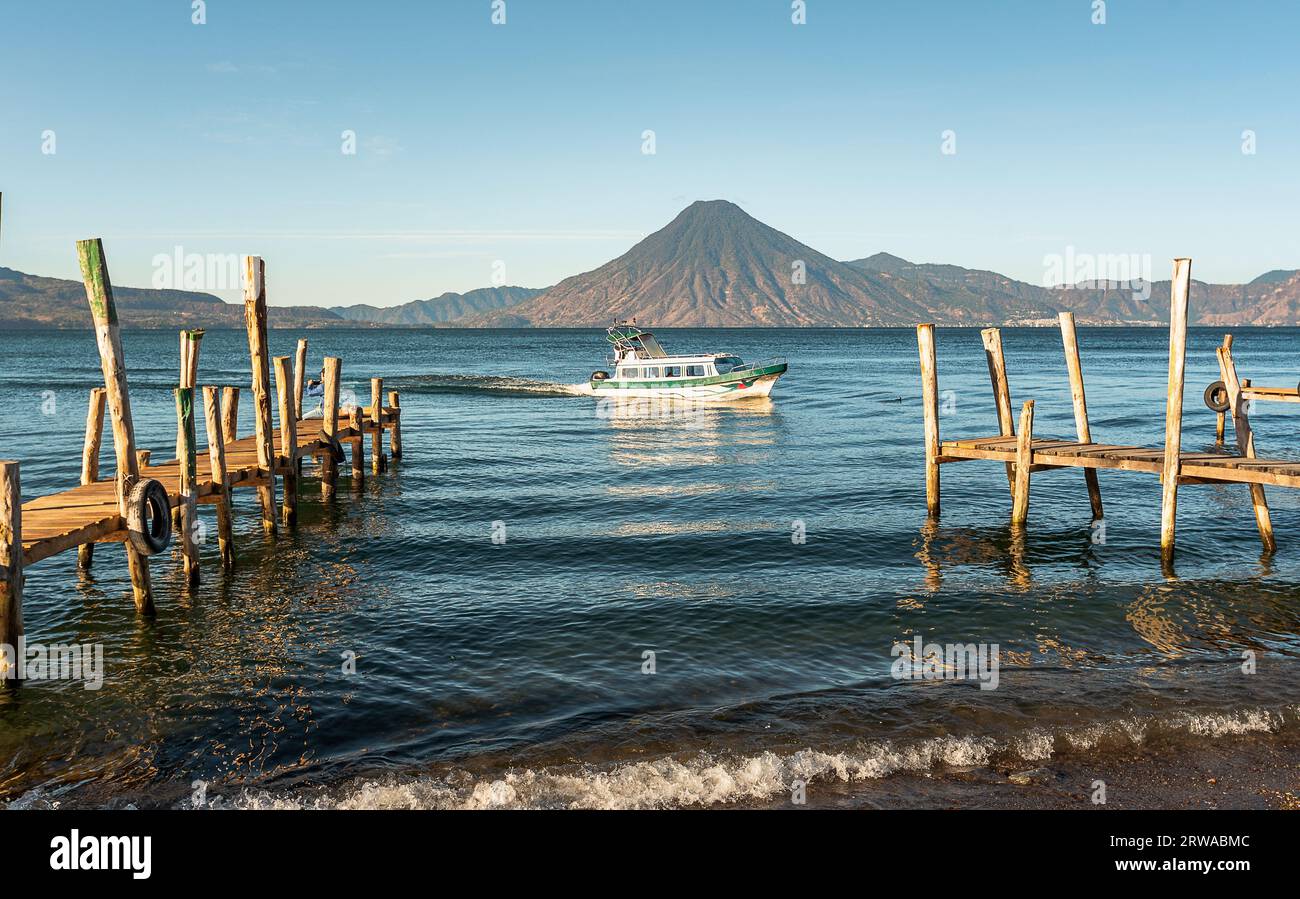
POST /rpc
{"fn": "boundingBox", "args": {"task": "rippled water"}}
[2,326,1299,809]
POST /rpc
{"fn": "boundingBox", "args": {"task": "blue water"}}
[1,326,1299,808]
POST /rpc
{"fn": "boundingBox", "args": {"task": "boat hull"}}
[587,362,787,401]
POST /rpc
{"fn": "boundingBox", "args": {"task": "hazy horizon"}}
[2,0,1298,307]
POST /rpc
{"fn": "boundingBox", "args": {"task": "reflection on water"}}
[3,326,1300,808]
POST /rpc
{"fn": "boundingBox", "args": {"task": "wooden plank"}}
[370,377,386,474]
[202,385,234,569]
[175,387,199,588]
[321,357,341,500]
[78,237,153,613]
[980,327,1016,494]
[1059,312,1104,520]
[293,338,308,422]
[388,391,402,458]
[274,356,298,526]
[917,324,940,517]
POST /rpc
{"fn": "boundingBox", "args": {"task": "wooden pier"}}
[917,257,1293,562]
[0,237,402,681]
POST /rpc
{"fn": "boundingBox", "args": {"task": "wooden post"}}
[274,356,298,526]
[321,357,341,500]
[387,390,403,459]
[1058,313,1105,521]
[1160,258,1193,561]
[370,377,386,473]
[221,386,240,445]
[293,339,308,422]
[350,404,366,484]
[980,327,1016,495]
[136,449,151,469]
[1011,401,1035,526]
[175,387,199,588]
[77,387,107,569]
[1218,344,1276,554]
[0,461,21,685]
[1215,334,1234,444]
[243,256,277,535]
[916,324,940,517]
[175,329,204,528]
[202,386,234,569]
[78,238,153,613]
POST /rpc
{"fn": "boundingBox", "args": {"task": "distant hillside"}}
[332,285,542,325]
[845,253,1057,325]
[0,266,346,329]
[467,200,926,327]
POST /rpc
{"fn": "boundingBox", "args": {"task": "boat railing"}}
[729,356,786,373]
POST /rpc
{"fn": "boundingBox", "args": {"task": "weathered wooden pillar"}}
[221,386,240,445]
[370,377,386,473]
[273,356,298,526]
[77,387,107,569]
[1058,312,1104,520]
[1218,344,1276,553]
[1215,333,1234,444]
[174,387,199,589]
[293,339,308,421]
[321,357,341,500]
[980,327,1016,495]
[0,461,21,685]
[174,329,204,529]
[1160,258,1193,561]
[243,256,277,534]
[78,238,153,613]
[387,390,403,459]
[202,386,235,569]
[1011,400,1035,526]
[136,449,151,469]
[916,324,940,517]
[350,404,366,484]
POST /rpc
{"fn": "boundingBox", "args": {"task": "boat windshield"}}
[714,356,744,374]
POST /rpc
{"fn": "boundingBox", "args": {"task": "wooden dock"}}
[0,234,403,683]
[917,257,1291,563]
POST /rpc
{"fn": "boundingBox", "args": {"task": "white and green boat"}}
[586,324,787,400]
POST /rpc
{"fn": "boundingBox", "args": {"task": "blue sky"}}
[1,0,1297,306]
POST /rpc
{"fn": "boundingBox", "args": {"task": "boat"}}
[587,323,787,400]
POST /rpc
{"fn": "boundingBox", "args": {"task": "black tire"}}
[126,477,172,556]
[1203,381,1230,413]
[326,434,346,463]
[591,370,609,381]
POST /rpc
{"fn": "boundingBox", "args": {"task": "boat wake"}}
[399,374,589,398]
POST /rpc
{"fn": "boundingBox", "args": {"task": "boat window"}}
[686,365,705,377]
[662,365,681,378]
[644,367,660,378]
[714,357,744,374]
[620,368,638,380]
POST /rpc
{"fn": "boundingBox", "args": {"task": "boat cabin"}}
[605,324,744,380]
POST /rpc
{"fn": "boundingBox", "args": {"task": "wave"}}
[217,705,1296,811]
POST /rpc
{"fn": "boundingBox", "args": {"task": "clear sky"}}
[1,0,1297,306]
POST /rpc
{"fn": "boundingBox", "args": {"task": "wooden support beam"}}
[1058,312,1104,521]
[388,390,403,458]
[78,237,153,613]
[175,387,199,588]
[980,327,1016,495]
[0,461,21,685]
[1215,333,1234,444]
[916,324,940,517]
[174,329,204,529]
[242,256,277,534]
[273,356,298,525]
[1218,344,1276,553]
[350,404,365,484]
[202,386,234,569]
[370,377,386,473]
[293,339,308,422]
[1011,401,1035,526]
[221,386,240,445]
[321,357,341,500]
[77,387,107,569]
[1160,258,1192,561]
